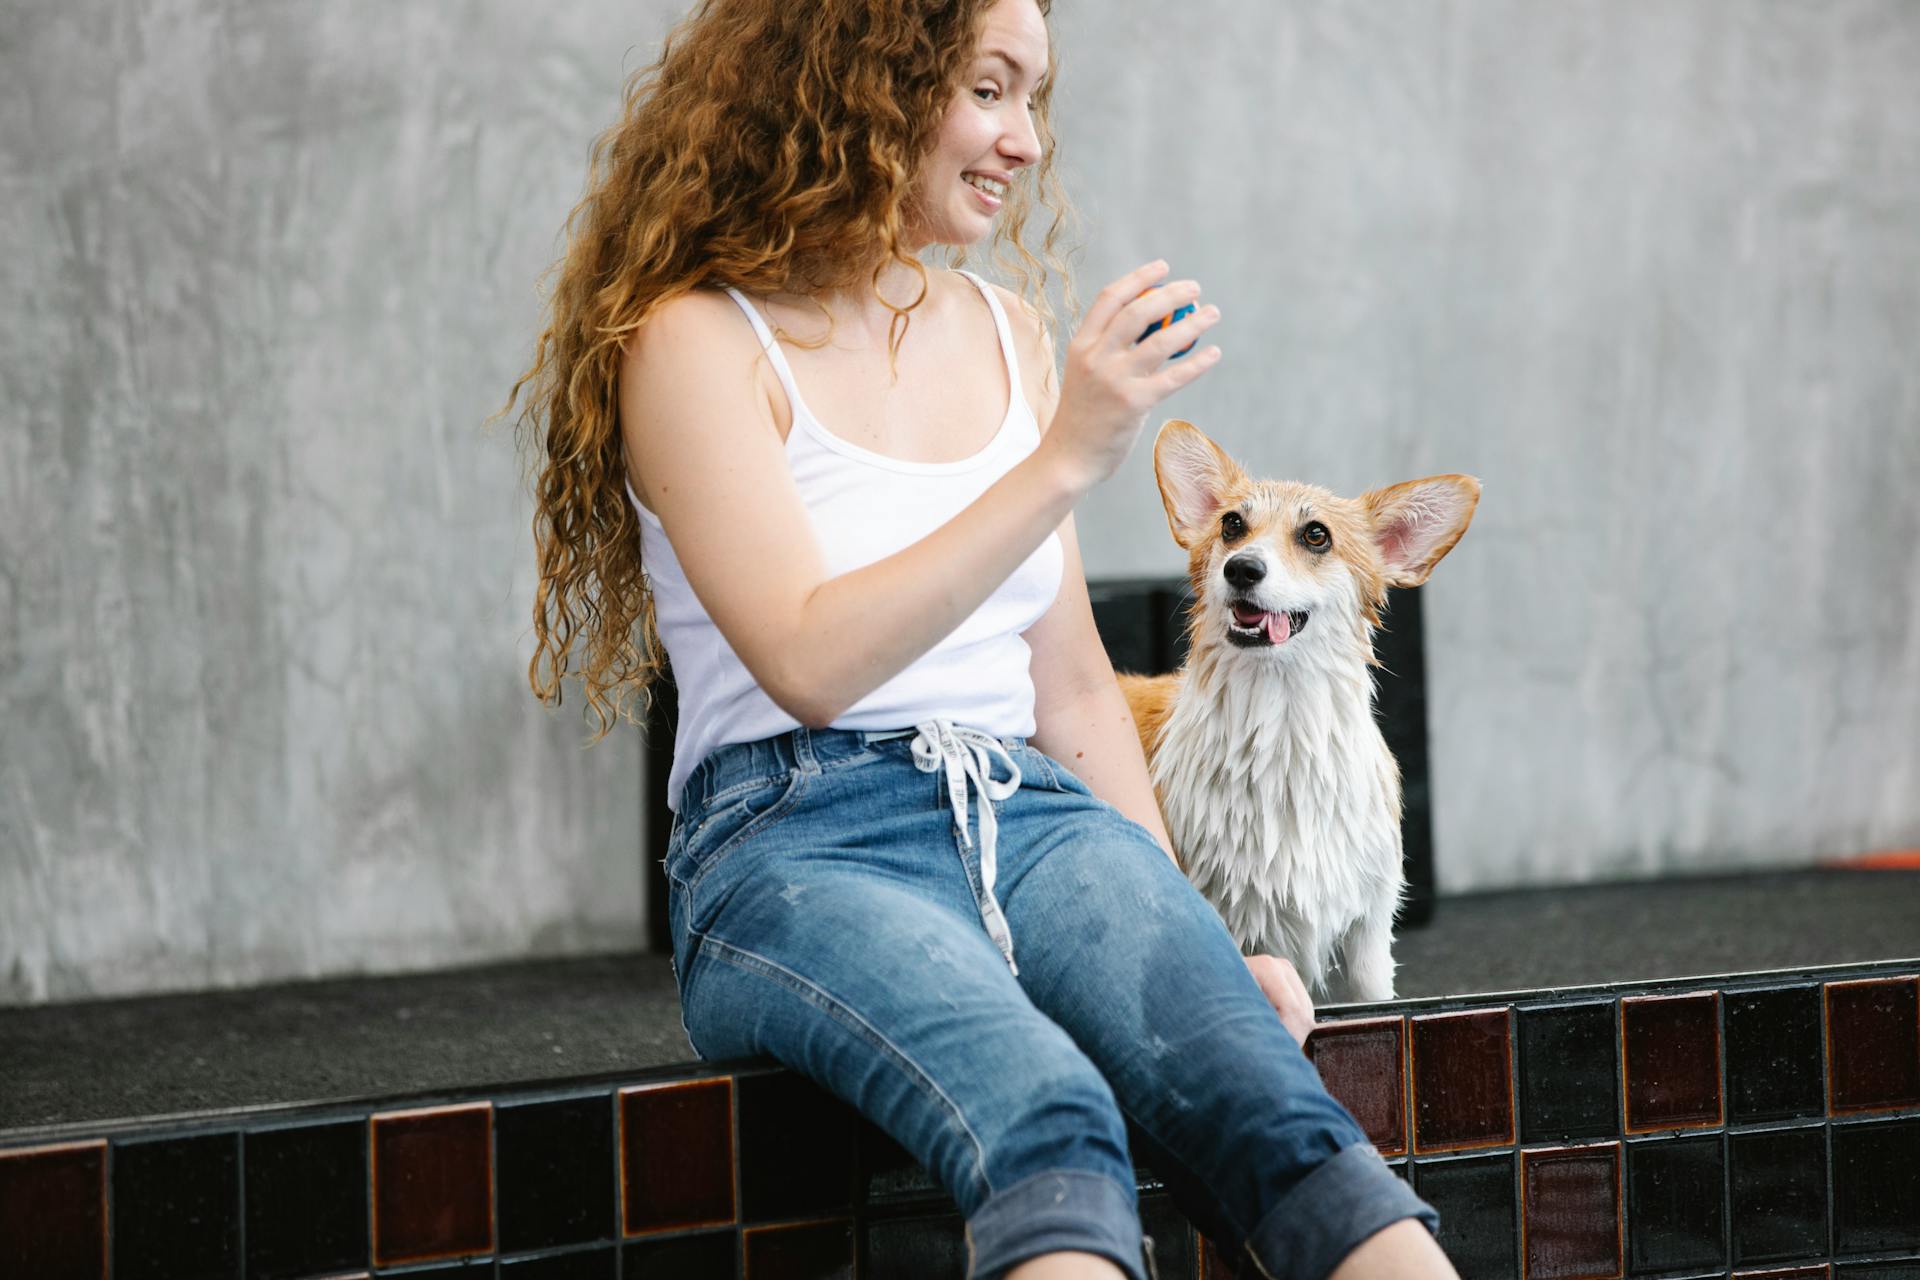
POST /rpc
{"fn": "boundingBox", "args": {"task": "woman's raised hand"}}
[1040,260,1222,489]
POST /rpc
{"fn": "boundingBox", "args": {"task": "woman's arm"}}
[621,265,1220,728]
[1023,520,1177,866]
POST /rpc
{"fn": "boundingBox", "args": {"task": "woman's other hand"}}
[1244,953,1315,1046]
[1040,260,1222,489]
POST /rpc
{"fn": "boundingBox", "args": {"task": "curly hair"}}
[502,0,1082,741]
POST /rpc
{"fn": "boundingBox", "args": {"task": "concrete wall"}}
[3,1,1915,1004]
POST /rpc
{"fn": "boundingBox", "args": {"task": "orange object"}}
[1821,849,1920,870]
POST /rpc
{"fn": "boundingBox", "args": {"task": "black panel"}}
[500,1248,618,1279]
[1725,985,1825,1123]
[1413,1153,1517,1280]
[1728,1127,1829,1265]
[737,1070,857,1221]
[497,1095,616,1251]
[1626,1136,1724,1274]
[1518,1002,1620,1143]
[244,1120,368,1280]
[624,1228,738,1278]
[1373,586,1434,926]
[1833,1118,1920,1253]
[111,1132,241,1280]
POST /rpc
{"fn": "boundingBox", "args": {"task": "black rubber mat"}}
[2,870,1913,1133]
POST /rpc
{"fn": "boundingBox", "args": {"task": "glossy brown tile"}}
[742,1217,855,1280]
[0,1140,106,1280]
[622,1077,737,1236]
[1411,1008,1514,1153]
[1826,976,1920,1113]
[1622,993,1722,1132]
[370,1102,495,1266]
[1521,1143,1621,1280]
[1306,1016,1408,1156]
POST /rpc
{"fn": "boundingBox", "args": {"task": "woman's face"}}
[907,0,1049,250]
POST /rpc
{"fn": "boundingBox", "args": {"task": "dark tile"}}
[1411,1008,1514,1153]
[1306,1016,1408,1156]
[497,1094,615,1251]
[1518,1002,1620,1144]
[737,1070,856,1221]
[1734,1270,1831,1279]
[622,1078,737,1235]
[371,1102,495,1265]
[1835,1265,1920,1279]
[742,1217,855,1280]
[1521,1143,1621,1280]
[1626,1135,1724,1275]
[500,1246,618,1279]
[1412,1153,1516,1279]
[858,1119,942,1204]
[1832,1118,1920,1253]
[111,1131,240,1280]
[1622,993,1722,1132]
[1726,986,1826,1123]
[624,1228,738,1278]
[1729,1127,1828,1265]
[0,1140,105,1280]
[1140,1190,1196,1280]
[1827,977,1920,1113]
[245,1120,368,1280]
[864,1209,966,1280]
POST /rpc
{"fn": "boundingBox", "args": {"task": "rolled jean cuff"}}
[966,1168,1147,1280]
[1243,1143,1440,1280]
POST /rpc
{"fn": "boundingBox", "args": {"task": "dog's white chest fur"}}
[1150,650,1404,1002]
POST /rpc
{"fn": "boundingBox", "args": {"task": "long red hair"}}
[502,0,1080,739]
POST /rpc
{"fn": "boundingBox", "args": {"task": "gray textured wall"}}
[3,1,1916,1005]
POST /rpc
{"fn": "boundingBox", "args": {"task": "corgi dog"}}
[1119,420,1479,1004]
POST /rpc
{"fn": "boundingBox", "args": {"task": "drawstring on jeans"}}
[911,719,1022,976]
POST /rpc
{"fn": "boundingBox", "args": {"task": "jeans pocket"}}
[669,767,807,895]
[1018,746,1094,798]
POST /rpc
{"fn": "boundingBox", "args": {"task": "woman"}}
[510,1,1448,1276]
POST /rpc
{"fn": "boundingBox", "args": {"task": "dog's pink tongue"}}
[1265,610,1291,644]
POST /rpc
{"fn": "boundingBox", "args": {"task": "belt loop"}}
[791,726,819,776]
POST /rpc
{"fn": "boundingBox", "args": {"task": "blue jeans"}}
[665,726,1438,1280]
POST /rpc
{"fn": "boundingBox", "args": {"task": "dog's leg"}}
[1333,902,1398,1004]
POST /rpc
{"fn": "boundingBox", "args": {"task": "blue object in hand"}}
[1135,287,1197,357]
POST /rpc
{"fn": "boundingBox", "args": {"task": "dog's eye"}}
[1220,511,1247,542]
[1300,521,1332,553]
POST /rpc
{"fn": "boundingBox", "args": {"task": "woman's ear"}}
[1153,420,1247,549]
[1360,474,1482,587]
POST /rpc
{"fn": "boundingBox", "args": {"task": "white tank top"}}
[627,269,1065,812]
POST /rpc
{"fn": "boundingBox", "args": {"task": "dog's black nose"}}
[1223,555,1266,589]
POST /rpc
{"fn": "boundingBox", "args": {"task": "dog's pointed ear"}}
[1153,420,1247,549]
[1361,475,1481,587]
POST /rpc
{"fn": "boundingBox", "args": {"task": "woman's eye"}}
[1300,521,1331,553]
[974,86,1001,102]
[1221,512,1246,541]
